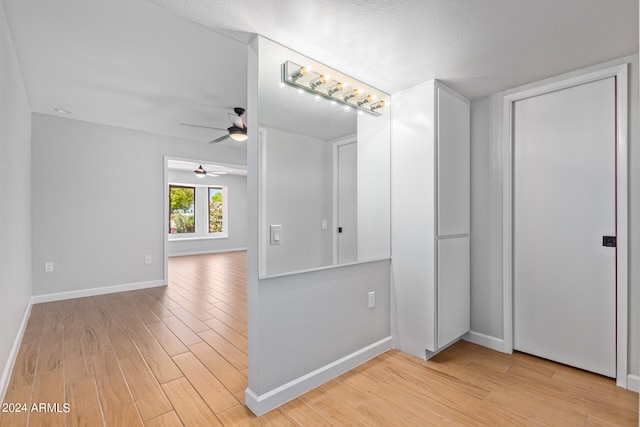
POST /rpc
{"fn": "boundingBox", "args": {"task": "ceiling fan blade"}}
[181,123,227,130]
[227,112,244,128]
[210,134,229,143]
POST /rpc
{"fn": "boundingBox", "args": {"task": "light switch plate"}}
[368,291,375,308]
[270,225,282,245]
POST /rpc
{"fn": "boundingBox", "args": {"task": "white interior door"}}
[338,142,357,263]
[513,77,616,377]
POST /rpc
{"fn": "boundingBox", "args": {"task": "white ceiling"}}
[3,0,638,143]
[168,159,247,176]
[2,0,248,145]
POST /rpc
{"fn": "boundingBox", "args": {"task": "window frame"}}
[168,185,196,235]
[207,186,228,236]
[168,183,228,241]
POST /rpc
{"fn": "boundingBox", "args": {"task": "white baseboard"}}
[0,303,32,403]
[627,374,640,393]
[3,280,165,400]
[168,247,247,257]
[31,279,165,304]
[463,331,505,353]
[245,336,392,416]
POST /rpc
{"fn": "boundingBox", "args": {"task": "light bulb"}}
[370,100,386,112]
[343,89,360,102]
[309,75,327,89]
[357,95,373,107]
[230,133,247,142]
[289,66,308,80]
[327,82,343,96]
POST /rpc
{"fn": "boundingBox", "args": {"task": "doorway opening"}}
[163,156,248,284]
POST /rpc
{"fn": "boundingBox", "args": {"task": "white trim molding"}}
[463,331,505,353]
[245,336,392,416]
[258,127,268,276]
[502,63,629,388]
[626,375,640,393]
[31,280,165,304]
[163,155,247,288]
[169,247,248,258]
[331,134,358,265]
[0,304,31,403]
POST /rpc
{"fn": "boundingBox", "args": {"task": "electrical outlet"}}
[44,262,54,272]
[145,255,152,265]
[368,291,375,308]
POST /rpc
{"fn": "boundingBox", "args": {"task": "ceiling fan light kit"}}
[228,125,248,141]
[181,106,248,143]
[194,164,207,177]
[281,60,388,116]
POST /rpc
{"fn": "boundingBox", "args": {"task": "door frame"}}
[502,64,628,387]
[332,135,357,264]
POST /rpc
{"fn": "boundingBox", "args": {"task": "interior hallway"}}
[0,251,637,426]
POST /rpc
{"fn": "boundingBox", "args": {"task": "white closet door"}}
[437,87,470,236]
[437,237,470,348]
[513,77,616,377]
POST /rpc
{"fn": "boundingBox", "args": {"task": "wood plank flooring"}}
[1,251,637,426]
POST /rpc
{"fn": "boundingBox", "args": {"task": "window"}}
[209,187,224,233]
[169,185,195,234]
[168,184,228,240]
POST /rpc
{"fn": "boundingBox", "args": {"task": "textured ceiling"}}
[2,0,637,143]
[151,0,638,99]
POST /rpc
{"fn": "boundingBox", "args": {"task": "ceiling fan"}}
[181,107,247,143]
[193,164,228,178]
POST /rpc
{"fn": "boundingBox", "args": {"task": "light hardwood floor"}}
[1,251,637,426]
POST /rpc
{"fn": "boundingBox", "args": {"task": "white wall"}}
[246,36,392,416]
[469,95,503,337]
[254,260,390,388]
[31,114,246,297]
[262,127,333,275]
[357,111,391,261]
[469,54,639,376]
[167,170,247,256]
[0,0,32,398]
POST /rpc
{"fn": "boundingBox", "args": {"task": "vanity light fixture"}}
[281,60,388,116]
